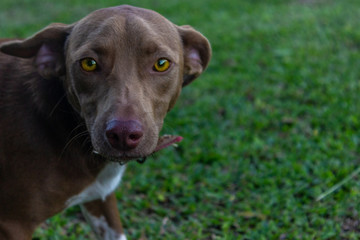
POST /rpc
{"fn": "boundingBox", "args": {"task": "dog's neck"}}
[27,71,77,122]
[11,57,94,157]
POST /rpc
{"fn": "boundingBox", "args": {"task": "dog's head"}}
[0,5,211,162]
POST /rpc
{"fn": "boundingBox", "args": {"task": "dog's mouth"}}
[92,135,183,165]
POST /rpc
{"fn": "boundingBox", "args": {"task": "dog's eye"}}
[153,58,171,72]
[80,58,98,72]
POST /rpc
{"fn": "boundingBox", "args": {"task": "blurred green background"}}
[1,0,360,239]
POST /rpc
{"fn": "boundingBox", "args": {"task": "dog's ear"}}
[0,23,73,79]
[177,25,211,87]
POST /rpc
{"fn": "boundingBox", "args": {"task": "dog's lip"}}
[92,134,183,164]
[153,135,183,152]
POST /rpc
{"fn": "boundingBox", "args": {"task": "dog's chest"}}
[66,162,126,207]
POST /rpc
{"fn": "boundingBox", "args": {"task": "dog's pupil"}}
[87,59,96,67]
[158,59,166,66]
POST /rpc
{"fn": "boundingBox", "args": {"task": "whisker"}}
[60,131,89,160]
[47,94,67,118]
[68,123,87,136]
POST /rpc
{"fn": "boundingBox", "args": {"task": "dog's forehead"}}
[101,5,168,22]
[69,5,180,51]
[85,5,171,26]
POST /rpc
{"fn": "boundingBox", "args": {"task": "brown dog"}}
[0,5,211,240]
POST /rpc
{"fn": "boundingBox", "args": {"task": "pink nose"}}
[105,120,143,151]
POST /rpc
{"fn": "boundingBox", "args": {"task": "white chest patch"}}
[66,162,126,208]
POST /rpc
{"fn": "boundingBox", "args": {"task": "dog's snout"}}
[105,120,143,151]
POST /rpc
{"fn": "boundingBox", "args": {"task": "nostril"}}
[107,132,119,140]
[105,120,144,151]
[125,129,143,150]
[129,132,143,141]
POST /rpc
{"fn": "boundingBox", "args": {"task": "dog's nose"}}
[105,120,143,151]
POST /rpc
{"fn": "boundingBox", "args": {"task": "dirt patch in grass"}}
[342,217,360,233]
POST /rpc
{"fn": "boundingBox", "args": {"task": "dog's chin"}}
[92,135,183,165]
[92,151,147,165]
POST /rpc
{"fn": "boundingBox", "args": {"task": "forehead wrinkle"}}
[123,14,180,60]
[71,15,126,50]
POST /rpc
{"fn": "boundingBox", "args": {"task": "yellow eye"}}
[153,58,171,72]
[80,58,97,72]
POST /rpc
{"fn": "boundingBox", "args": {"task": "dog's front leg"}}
[81,193,126,240]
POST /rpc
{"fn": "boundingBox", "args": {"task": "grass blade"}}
[316,166,360,201]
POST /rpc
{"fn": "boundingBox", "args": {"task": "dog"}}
[0,5,211,240]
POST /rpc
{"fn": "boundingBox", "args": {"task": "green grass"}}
[1,0,360,239]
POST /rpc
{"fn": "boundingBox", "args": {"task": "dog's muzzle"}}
[92,135,183,165]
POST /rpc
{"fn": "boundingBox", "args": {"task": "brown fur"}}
[0,5,211,239]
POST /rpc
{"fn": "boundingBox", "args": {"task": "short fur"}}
[0,5,211,239]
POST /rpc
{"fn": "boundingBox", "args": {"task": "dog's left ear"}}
[177,26,212,87]
[0,23,73,79]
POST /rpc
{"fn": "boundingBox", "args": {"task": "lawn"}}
[1,0,360,239]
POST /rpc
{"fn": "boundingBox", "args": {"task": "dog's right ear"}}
[0,23,73,79]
